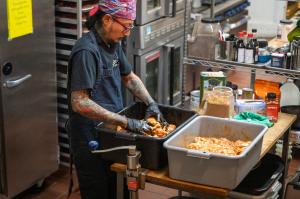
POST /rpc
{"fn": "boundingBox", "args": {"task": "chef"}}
[67,0,164,198]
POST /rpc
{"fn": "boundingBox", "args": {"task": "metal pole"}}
[250,69,256,90]
[210,0,215,18]
[130,191,139,199]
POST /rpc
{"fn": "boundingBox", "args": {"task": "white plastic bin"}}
[164,116,268,189]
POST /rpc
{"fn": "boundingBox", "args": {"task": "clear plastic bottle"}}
[189,17,222,59]
[280,79,300,107]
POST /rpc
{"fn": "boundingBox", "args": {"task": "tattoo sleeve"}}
[122,72,154,105]
[71,90,128,127]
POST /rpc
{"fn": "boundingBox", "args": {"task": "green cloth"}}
[234,112,274,128]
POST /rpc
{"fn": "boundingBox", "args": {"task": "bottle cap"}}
[201,18,220,23]
[88,141,99,151]
[267,93,276,99]
[280,19,293,24]
[239,32,244,38]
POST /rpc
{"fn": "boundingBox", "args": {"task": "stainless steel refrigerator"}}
[0,0,58,198]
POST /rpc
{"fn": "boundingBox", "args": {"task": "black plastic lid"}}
[201,18,220,23]
[232,84,238,90]
[280,19,293,24]
[257,39,268,48]
[252,29,257,33]
[267,93,276,99]
[226,81,232,88]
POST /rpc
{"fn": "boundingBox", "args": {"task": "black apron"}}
[67,29,126,199]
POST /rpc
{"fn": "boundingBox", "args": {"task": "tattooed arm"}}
[71,90,128,127]
[122,72,154,105]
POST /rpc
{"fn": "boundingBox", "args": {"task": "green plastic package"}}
[234,112,274,128]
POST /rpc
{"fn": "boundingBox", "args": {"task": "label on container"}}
[266,104,279,122]
[245,49,254,64]
[237,48,245,63]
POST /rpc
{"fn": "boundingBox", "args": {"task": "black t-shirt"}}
[70,32,132,92]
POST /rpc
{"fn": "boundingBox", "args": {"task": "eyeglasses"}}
[112,17,134,33]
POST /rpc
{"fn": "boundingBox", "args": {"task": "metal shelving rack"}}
[182,0,300,105]
[55,0,97,167]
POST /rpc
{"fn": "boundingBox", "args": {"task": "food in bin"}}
[116,117,176,138]
[186,136,251,156]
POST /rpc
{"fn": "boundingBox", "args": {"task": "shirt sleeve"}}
[70,50,97,92]
[118,46,132,76]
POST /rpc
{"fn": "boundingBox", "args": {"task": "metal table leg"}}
[280,127,291,199]
[117,172,124,199]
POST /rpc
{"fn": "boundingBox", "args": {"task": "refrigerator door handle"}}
[3,74,32,88]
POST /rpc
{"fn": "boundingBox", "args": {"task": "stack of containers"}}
[55,0,97,166]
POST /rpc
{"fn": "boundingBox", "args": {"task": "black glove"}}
[145,102,164,122]
[126,118,151,134]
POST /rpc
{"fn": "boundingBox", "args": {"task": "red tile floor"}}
[13,150,300,199]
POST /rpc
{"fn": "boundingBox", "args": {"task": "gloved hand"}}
[145,102,164,122]
[126,118,152,134]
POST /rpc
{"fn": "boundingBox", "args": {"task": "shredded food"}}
[117,117,176,138]
[186,137,251,156]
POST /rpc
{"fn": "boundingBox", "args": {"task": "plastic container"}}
[96,102,197,170]
[164,116,268,189]
[254,79,280,101]
[188,17,222,60]
[280,79,300,107]
[233,153,284,195]
[204,86,235,118]
[235,100,266,115]
[277,19,294,42]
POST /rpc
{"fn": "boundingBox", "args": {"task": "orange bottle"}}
[266,93,279,122]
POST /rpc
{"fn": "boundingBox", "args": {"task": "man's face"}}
[103,15,134,43]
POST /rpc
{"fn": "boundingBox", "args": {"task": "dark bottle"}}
[252,29,259,63]
[226,34,237,61]
[237,32,245,63]
[245,33,255,64]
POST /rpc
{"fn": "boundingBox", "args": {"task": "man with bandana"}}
[67,0,164,198]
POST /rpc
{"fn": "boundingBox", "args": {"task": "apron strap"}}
[65,119,74,198]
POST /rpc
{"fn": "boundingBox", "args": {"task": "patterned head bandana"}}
[89,0,136,21]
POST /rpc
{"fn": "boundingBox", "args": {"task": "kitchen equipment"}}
[220,40,236,61]
[189,154,284,199]
[281,106,300,130]
[188,17,222,60]
[164,116,268,189]
[136,0,185,25]
[93,146,147,199]
[97,102,197,170]
[0,0,58,198]
[125,10,185,106]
